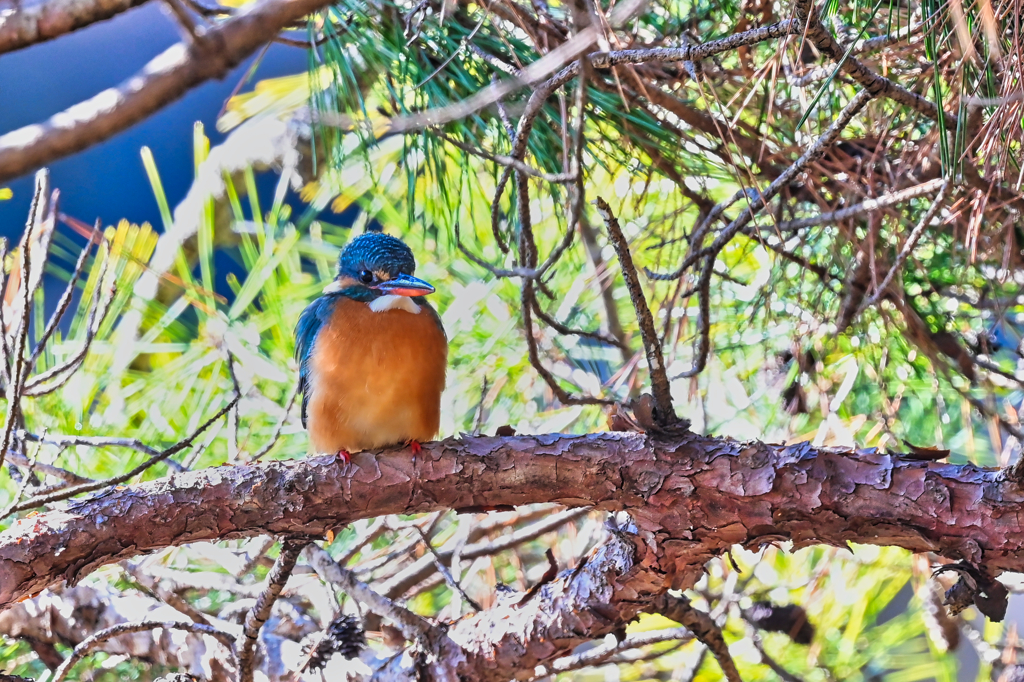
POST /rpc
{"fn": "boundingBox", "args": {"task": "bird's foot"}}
[336,449,352,465]
[407,440,423,455]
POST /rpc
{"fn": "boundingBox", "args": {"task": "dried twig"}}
[17,430,162,458]
[594,196,677,425]
[536,626,694,678]
[0,170,47,473]
[26,223,98,369]
[380,507,588,599]
[23,245,116,397]
[304,544,439,643]
[754,178,949,232]
[652,88,874,377]
[2,447,92,485]
[856,178,952,315]
[250,385,298,461]
[8,397,237,513]
[52,620,236,682]
[236,536,310,682]
[0,432,44,520]
[651,593,741,682]
[415,527,482,612]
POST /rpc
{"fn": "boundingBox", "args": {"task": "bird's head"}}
[323,232,435,299]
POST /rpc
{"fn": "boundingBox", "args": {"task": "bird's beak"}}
[374,273,435,297]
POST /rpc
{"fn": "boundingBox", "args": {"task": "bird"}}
[295,232,448,463]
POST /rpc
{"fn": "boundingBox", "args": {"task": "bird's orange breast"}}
[306,297,447,454]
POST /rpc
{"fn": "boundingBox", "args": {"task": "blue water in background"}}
[0,2,310,240]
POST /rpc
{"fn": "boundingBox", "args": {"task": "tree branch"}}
[2,432,1023,616]
[0,0,150,55]
[237,537,308,682]
[594,196,677,426]
[0,0,330,184]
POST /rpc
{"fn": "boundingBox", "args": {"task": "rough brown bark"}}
[2,432,1021,610]
[0,0,149,55]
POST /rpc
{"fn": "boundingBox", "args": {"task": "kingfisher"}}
[295,232,448,463]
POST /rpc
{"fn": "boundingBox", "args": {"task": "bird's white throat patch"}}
[368,295,422,314]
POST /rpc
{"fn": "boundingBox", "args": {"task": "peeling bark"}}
[0,431,1020,678]
[3,432,1021,599]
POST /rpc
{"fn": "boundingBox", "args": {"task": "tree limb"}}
[0,0,150,55]
[2,432,1023,615]
[0,0,330,184]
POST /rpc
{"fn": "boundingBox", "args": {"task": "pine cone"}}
[301,614,367,672]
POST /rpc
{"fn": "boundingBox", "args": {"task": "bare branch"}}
[757,178,949,232]
[0,0,334,183]
[594,196,677,425]
[379,507,589,599]
[2,447,92,486]
[7,396,237,514]
[0,433,45,520]
[653,89,874,377]
[26,223,98,369]
[52,620,235,682]
[250,385,299,461]
[237,536,309,682]
[857,178,952,315]
[0,0,150,55]
[0,170,47,473]
[415,527,483,612]
[651,594,740,682]
[304,544,441,643]
[537,626,694,677]
[17,430,161,458]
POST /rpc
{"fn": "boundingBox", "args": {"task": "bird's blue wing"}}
[295,295,340,428]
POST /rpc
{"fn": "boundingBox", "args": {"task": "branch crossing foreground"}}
[0,432,1016,678]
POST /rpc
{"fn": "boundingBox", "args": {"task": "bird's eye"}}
[358,270,374,284]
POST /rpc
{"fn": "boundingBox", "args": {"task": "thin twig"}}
[594,196,677,425]
[415,527,482,612]
[0,170,46,472]
[856,178,952,315]
[52,620,236,682]
[438,132,576,182]
[3,447,92,485]
[8,397,237,513]
[251,385,299,461]
[23,245,116,396]
[531,297,630,351]
[0,430,44,520]
[336,517,389,566]
[0,238,11,388]
[651,594,741,682]
[235,536,278,577]
[304,544,438,643]
[237,536,310,682]
[522,282,615,406]
[162,0,203,41]
[380,507,589,599]
[26,223,98,369]
[654,89,874,378]
[17,430,161,457]
[752,178,949,232]
[537,626,695,678]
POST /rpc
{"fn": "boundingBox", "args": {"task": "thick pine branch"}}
[1,433,1020,610]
